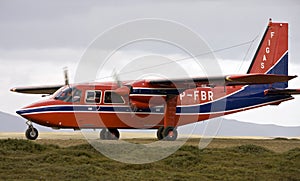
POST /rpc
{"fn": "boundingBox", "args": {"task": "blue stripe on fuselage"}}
[177,84,291,114]
[17,105,164,115]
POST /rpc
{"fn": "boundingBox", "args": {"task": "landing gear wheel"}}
[25,127,39,140]
[163,126,177,141]
[157,126,164,140]
[100,129,120,140]
[100,129,107,140]
[108,129,120,140]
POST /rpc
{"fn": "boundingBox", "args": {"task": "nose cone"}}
[16,99,51,117]
[16,109,24,116]
[16,104,35,117]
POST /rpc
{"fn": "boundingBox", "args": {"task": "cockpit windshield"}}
[54,86,82,103]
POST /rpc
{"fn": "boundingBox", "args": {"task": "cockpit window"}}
[54,87,82,103]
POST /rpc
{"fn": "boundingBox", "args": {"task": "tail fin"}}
[247,19,288,88]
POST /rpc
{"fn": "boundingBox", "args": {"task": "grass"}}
[0,139,299,180]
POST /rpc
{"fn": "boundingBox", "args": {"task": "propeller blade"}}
[112,68,122,87]
[63,67,69,86]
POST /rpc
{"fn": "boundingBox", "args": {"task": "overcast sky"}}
[1,0,300,127]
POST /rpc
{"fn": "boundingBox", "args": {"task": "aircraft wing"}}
[10,85,64,94]
[148,74,297,87]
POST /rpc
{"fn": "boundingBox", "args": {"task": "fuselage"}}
[16,81,293,130]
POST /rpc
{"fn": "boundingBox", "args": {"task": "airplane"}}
[11,19,300,141]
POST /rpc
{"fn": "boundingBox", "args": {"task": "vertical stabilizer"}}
[247,19,288,88]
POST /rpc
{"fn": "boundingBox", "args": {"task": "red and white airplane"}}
[11,19,300,140]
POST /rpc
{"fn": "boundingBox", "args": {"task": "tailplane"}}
[247,19,288,88]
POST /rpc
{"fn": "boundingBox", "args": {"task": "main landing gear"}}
[156,95,179,141]
[157,126,178,141]
[25,121,39,140]
[100,128,120,140]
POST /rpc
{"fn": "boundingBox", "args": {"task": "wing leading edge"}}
[148,74,297,87]
[10,85,64,94]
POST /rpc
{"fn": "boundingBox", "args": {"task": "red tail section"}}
[247,19,288,75]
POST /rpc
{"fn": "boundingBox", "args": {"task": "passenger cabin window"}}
[104,91,125,104]
[85,90,102,104]
[54,87,82,103]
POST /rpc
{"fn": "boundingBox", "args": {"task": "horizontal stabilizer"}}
[265,88,300,95]
[226,74,297,85]
[10,85,63,94]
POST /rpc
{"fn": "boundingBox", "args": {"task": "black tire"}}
[108,129,120,140]
[25,127,39,140]
[156,126,164,140]
[163,126,177,141]
[100,129,107,140]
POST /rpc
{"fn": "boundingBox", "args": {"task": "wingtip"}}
[289,75,298,80]
[225,75,232,82]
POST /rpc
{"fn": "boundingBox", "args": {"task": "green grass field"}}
[0,138,299,180]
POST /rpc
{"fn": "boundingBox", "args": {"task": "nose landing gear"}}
[25,121,39,140]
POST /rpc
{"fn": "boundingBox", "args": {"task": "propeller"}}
[112,68,122,88]
[63,67,69,86]
[112,68,130,96]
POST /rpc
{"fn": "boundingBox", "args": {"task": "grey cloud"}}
[0,0,299,59]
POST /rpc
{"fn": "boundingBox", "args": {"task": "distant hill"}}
[0,111,52,132]
[0,111,26,132]
[0,112,299,137]
[179,118,300,137]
